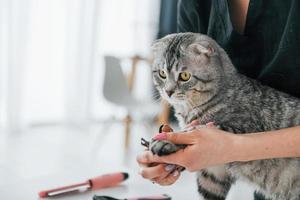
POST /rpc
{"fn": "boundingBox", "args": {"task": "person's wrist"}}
[227,133,248,162]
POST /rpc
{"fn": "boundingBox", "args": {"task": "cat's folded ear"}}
[151,39,164,55]
[187,42,215,57]
[151,34,175,55]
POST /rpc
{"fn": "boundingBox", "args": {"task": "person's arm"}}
[137,125,300,185]
[150,126,300,171]
[234,126,300,162]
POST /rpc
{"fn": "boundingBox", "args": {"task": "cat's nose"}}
[165,90,174,97]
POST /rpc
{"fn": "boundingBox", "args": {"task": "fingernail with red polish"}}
[153,132,167,140]
[206,122,214,127]
[164,164,175,171]
[191,120,200,126]
[172,170,179,177]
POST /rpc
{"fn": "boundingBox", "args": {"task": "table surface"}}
[0,123,255,200]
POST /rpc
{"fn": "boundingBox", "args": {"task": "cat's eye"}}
[179,71,191,81]
[159,70,167,79]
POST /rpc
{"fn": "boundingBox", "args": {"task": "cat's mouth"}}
[189,88,211,93]
[164,92,186,102]
[173,94,185,100]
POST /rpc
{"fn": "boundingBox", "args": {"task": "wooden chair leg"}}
[157,100,170,126]
[124,114,132,149]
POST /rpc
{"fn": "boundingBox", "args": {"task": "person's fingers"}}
[138,161,159,168]
[153,164,177,180]
[184,120,217,129]
[185,119,200,129]
[152,170,181,186]
[205,121,216,128]
[139,164,177,180]
[138,162,148,168]
[136,151,167,164]
[137,150,187,166]
[153,131,198,145]
[139,164,168,179]
[155,149,188,166]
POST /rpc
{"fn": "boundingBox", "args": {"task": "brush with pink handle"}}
[38,172,129,198]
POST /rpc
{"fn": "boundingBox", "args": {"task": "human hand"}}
[137,124,182,185]
[137,154,182,185]
[139,124,237,172]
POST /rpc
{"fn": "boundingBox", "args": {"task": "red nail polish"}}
[153,132,167,140]
[191,120,200,126]
[206,122,214,127]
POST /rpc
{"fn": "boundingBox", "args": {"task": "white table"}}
[0,124,200,200]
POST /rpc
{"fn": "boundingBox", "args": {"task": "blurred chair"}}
[103,55,164,149]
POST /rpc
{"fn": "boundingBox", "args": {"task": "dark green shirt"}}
[178,0,300,98]
[177,0,300,199]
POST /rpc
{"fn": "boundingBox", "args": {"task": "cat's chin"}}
[165,97,186,105]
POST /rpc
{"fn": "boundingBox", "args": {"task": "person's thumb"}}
[153,131,198,145]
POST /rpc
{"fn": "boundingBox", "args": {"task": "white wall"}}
[0,0,160,132]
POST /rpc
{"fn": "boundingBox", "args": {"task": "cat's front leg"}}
[197,166,234,200]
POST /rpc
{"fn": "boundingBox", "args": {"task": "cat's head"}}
[151,32,235,108]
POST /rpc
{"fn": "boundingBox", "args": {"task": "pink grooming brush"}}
[38,172,129,198]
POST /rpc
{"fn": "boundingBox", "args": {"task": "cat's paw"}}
[150,139,179,156]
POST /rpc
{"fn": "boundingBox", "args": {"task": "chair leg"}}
[157,100,170,126]
[124,114,132,149]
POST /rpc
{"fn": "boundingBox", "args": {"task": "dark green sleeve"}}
[177,1,300,199]
[177,0,300,99]
[177,0,211,33]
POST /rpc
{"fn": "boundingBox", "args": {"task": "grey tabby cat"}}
[150,32,300,200]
